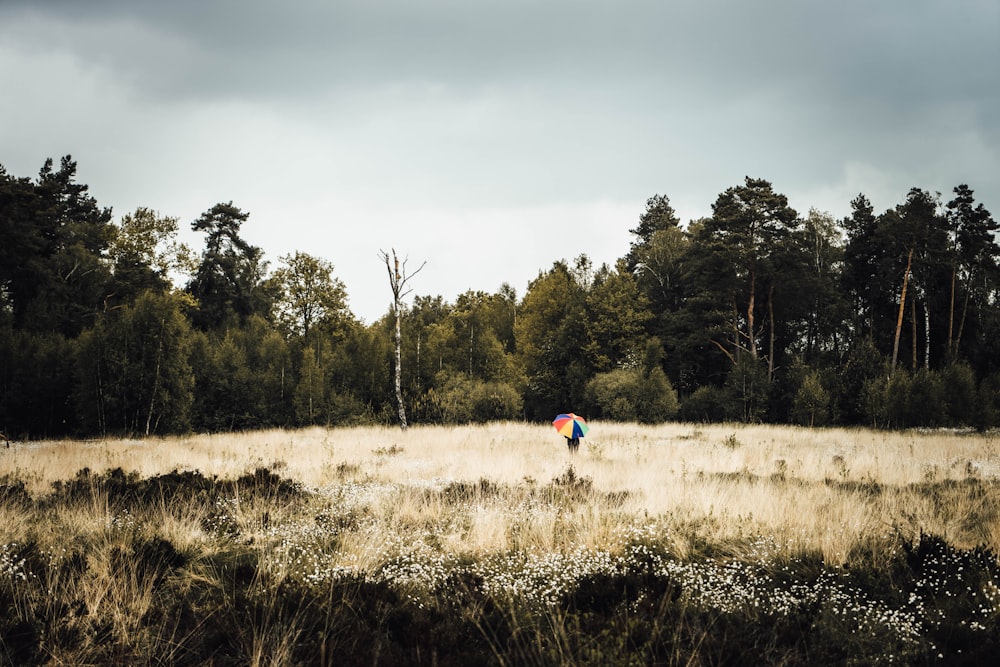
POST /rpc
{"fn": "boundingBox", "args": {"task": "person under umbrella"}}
[552,413,589,453]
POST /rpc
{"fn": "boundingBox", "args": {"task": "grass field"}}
[2,422,999,665]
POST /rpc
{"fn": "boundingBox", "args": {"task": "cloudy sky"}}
[2,0,997,322]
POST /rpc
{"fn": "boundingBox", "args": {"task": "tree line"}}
[2,157,999,438]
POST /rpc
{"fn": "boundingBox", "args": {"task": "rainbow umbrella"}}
[552,413,589,439]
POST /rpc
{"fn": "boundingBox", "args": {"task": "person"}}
[565,435,580,453]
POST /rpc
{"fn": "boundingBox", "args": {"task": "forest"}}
[2,155,999,439]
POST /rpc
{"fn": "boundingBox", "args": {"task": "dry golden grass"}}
[3,422,998,567]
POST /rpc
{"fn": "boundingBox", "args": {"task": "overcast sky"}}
[2,0,997,323]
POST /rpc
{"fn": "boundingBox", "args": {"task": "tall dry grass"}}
[3,422,998,566]
[4,422,1000,664]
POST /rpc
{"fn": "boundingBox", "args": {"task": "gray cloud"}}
[1,0,997,321]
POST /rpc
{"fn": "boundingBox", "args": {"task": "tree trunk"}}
[732,295,741,362]
[924,298,931,370]
[96,338,107,435]
[956,287,971,355]
[747,269,757,358]
[891,247,914,373]
[144,318,165,437]
[947,265,956,357]
[380,249,425,431]
[393,282,407,430]
[768,285,775,383]
[911,297,918,371]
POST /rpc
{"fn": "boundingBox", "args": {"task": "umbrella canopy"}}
[553,413,589,439]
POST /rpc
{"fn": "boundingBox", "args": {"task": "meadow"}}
[1,422,999,665]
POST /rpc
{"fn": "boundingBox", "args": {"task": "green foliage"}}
[694,177,800,365]
[586,364,678,424]
[339,321,394,421]
[583,261,651,372]
[791,370,831,427]
[0,157,114,336]
[725,355,770,423]
[107,207,194,309]
[416,371,523,423]
[976,373,1000,430]
[861,373,893,429]
[679,385,736,423]
[468,381,524,422]
[293,345,326,424]
[0,327,76,438]
[409,291,522,392]
[832,338,887,425]
[947,186,1000,372]
[74,290,195,435]
[586,369,639,421]
[5,157,1000,435]
[267,251,350,339]
[626,193,680,260]
[189,317,292,431]
[793,210,850,362]
[186,202,271,330]
[515,261,590,419]
[860,366,984,430]
[641,367,681,423]
[841,194,882,337]
[908,368,948,427]
[292,344,366,427]
[941,361,977,427]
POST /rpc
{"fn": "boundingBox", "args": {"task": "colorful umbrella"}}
[553,413,589,439]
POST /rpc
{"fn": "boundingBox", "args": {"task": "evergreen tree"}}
[0,157,114,335]
[187,202,270,330]
[881,189,949,372]
[683,178,799,405]
[945,185,1000,365]
[842,193,882,340]
[625,194,681,273]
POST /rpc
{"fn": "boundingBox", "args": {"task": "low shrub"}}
[2,465,1000,665]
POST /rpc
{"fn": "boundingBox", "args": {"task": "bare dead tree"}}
[379,249,426,430]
